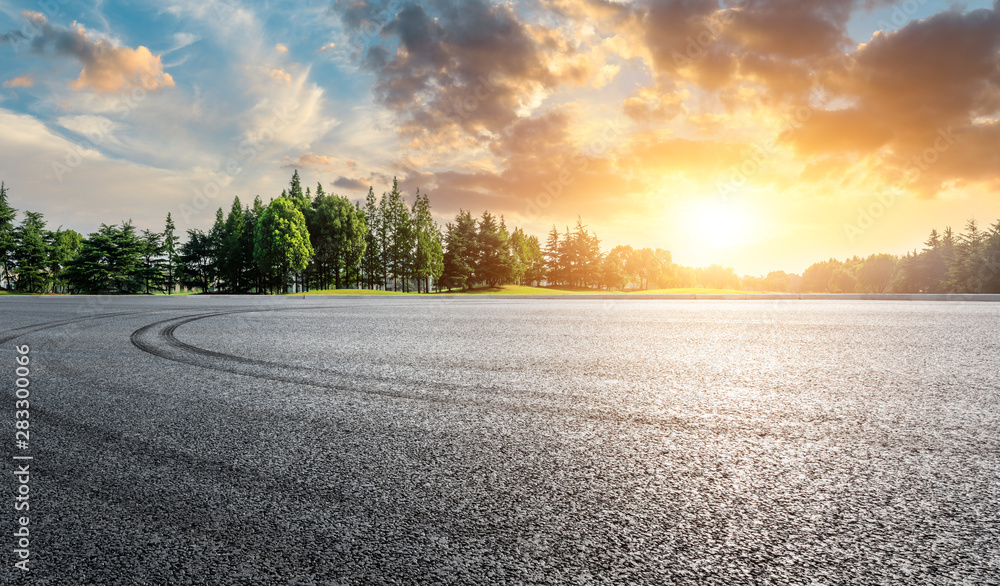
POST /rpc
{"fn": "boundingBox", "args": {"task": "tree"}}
[801,259,842,292]
[245,197,266,292]
[947,219,988,293]
[381,178,412,291]
[308,187,368,290]
[138,228,166,294]
[254,198,313,293]
[361,186,384,290]
[163,213,180,294]
[411,190,443,293]
[856,253,897,293]
[13,211,49,292]
[474,210,510,287]
[601,245,633,290]
[828,267,857,293]
[64,223,144,294]
[179,229,216,293]
[519,231,545,286]
[763,271,792,292]
[440,210,477,291]
[219,197,250,292]
[696,264,740,290]
[543,226,562,286]
[0,182,17,290]
[47,228,82,293]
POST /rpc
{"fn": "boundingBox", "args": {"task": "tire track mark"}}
[130,310,697,431]
[0,310,154,344]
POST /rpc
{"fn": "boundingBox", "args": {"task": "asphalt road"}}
[1,296,999,585]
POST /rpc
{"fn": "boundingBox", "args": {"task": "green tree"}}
[138,228,166,294]
[245,197,266,292]
[474,210,509,287]
[0,182,19,290]
[543,226,563,286]
[254,198,313,293]
[410,190,443,293]
[308,187,368,290]
[179,229,217,293]
[65,222,145,294]
[163,213,181,294]
[382,178,413,291]
[361,187,384,290]
[440,210,477,291]
[13,211,49,292]
[219,197,250,292]
[947,219,988,293]
[47,228,82,293]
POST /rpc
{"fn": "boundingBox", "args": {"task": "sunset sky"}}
[2,0,999,275]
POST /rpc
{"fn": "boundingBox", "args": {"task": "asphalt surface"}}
[1,295,999,585]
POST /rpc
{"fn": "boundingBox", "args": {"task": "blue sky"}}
[2,0,999,274]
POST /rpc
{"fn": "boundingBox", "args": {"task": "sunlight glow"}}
[681,199,759,250]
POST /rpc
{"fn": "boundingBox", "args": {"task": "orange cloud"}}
[19,12,174,95]
[2,74,33,88]
[281,153,337,170]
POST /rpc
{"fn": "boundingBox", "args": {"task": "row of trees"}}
[795,220,1000,294]
[3,173,999,294]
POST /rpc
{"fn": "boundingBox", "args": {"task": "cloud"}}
[3,74,33,88]
[331,0,596,149]
[333,176,369,190]
[11,12,174,95]
[0,30,28,45]
[784,4,1000,196]
[275,43,289,53]
[281,152,337,170]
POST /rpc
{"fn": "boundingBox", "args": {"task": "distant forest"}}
[1,172,999,294]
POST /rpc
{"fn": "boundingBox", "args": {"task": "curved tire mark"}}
[130,310,692,430]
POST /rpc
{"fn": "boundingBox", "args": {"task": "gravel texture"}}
[1,296,999,585]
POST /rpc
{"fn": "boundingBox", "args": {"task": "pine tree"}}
[411,189,443,293]
[0,182,18,290]
[163,213,180,294]
[543,226,561,286]
[440,210,477,291]
[361,187,383,290]
[12,211,49,292]
[221,197,247,292]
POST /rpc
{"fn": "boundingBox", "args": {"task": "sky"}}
[1,0,999,275]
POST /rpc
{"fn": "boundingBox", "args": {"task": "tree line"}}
[1,174,998,294]
[793,220,1000,294]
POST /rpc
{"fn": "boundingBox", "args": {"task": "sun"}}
[682,199,759,250]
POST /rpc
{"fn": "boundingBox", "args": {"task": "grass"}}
[634,288,766,295]
[294,285,767,295]
[298,288,409,295]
